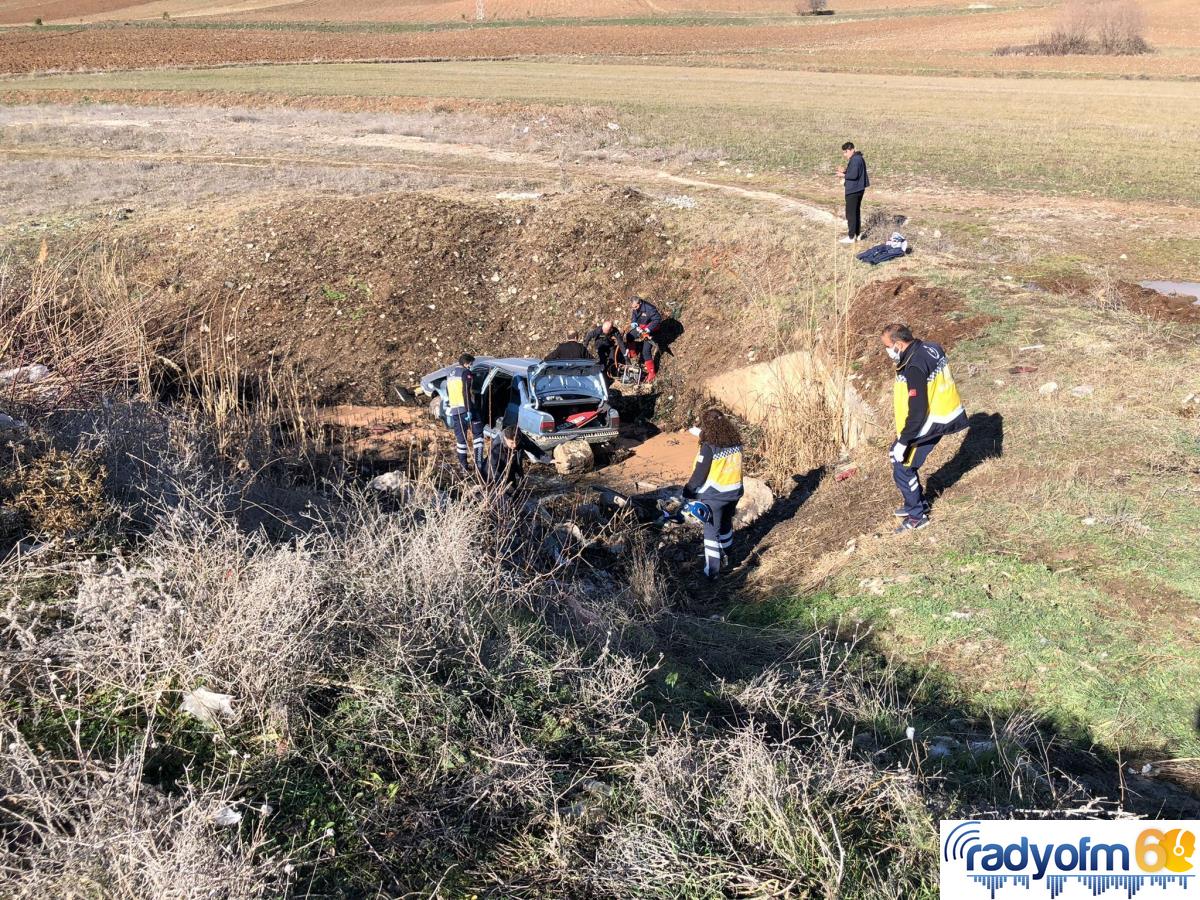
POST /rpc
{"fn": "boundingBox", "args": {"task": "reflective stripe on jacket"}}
[893,340,967,443]
[684,442,744,503]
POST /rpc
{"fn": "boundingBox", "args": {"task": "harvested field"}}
[0,0,1023,25]
[3,7,1199,79]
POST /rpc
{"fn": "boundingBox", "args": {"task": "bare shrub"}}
[0,245,154,418]
[0,728,285,898]
[795,0,828,12]
[996,0,1149,55]
[55,469,527,725]
[592,725,931,897]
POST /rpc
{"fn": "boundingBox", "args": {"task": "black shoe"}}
[894,504,930,518]
[894,515,931,534]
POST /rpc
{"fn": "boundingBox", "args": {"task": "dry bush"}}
[0,244,153,418]
[997,0,1149,55]
[0,441,108,544]
[592,725,929,898]
[0,728,284,898]
[54,468,531,726]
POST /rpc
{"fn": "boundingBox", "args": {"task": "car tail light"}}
[540,418,555,433]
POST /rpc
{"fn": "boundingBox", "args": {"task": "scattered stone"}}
[968,740,997,756]
[552,440,594,476]
[1069,384,1094,398]
[948,610,973,620]
[1081,516,1097,526]
[734,477,774,528]
[860,577,886,596]
[928,738,960,759]
[582,779,613,798]
[606,122,621,131]
[369,471,411,495]
[1037,381,1059,396]
[180,687,235,724]
[661,195,696,209]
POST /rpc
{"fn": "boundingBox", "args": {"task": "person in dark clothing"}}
[626,297,663,383]
[444,352,483,471]
[682,408,744,580]
[838,141,870,244]
[484,425,526,491]
[882,323,968,533]
[583,320,627,376]
[545,330,590,361]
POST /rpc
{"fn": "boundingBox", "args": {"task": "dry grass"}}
[0,727,285,899]
[0,245,151,417]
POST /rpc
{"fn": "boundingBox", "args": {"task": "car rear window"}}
[532,371,605,400]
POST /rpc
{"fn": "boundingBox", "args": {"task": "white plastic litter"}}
[180,687,235,724]
[0,364,50,386]
[212,806,242,827]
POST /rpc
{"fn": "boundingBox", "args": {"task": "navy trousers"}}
[450,412,484,470]
[892,436,942,518]
[701,498,738,577]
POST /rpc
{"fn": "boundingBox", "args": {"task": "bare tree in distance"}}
[795,0,829,14]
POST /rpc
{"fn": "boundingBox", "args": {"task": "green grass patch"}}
[745,548,1200,756]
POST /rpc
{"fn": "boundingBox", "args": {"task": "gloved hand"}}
[890,442,907,464]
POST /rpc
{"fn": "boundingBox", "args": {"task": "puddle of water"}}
[1140,281,1200,303]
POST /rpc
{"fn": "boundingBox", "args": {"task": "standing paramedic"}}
[882,324,968,533]
[838,141,870,244]
[626,296,663,383]
[445,353,484,471]
[682,409,744,580]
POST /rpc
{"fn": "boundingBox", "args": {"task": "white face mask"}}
[885,345,902,362]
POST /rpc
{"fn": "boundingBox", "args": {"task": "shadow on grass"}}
[650,609,1200,819]
[927,411,1004,506]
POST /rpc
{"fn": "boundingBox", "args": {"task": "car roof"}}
[474,356,540,376]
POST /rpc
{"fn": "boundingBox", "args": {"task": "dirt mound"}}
[1037,275,1200,325]
[843,276,994,396]
[132,187,701,405]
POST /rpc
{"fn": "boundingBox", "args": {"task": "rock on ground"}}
[735,477,774,528]
[553,440,594,476]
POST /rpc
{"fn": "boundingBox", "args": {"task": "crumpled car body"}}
[420,356,619,455]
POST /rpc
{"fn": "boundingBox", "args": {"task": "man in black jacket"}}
[484,426,526,492]
[545,330,589,361]
[583,320,626,376]
[838,142,870,244]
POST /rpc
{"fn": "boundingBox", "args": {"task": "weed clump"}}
[0,441,108,546]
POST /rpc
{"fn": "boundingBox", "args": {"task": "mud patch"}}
[594,429,699,493]
[315,404,444,467]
